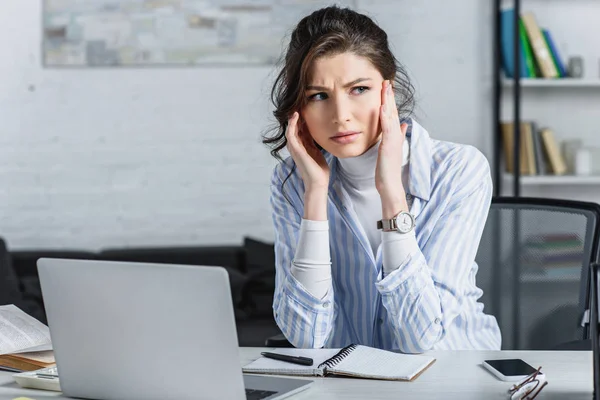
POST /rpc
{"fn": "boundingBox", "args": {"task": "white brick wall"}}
[0,67,279,248]
[8,0,595,250]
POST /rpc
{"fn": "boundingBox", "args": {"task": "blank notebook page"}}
[328,345,435,380]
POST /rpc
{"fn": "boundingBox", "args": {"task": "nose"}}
[331,95,351,125]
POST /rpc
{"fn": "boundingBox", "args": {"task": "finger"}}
[380,82,395,131]
[285,112,302,153]
[380,103,390,139]
[386,83,403,138]
[400,122,408,138]
[380,80,388,113]
[387,80,399,120]
[285,112,299,137]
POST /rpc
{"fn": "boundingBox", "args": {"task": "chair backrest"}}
[475,197,600,350]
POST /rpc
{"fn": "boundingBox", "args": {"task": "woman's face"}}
[300,52,385,159]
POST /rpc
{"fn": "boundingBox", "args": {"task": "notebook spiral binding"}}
[318,344,358,370]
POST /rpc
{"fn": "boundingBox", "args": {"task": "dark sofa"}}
[0,237,282,347]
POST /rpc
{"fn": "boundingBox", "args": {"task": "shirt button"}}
[434,317,441,324]
[323,301,331,308]
[406,193,412,201]
[378,318,384,324]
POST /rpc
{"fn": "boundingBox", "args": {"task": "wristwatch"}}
[377,211,416,234]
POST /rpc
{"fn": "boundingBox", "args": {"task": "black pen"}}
[260,352,314,366]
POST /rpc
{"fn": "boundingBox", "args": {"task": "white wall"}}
[2,0,496,250]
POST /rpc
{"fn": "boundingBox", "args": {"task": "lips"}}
[332,131,360,138]
[330,131,361,144]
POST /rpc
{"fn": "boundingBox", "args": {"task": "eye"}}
[307,92,328,101]
[351,86,370,95]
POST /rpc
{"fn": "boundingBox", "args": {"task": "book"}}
[539,128,567,175]
[0,305,55,372]
[500,8,529,78]
[501,122,537,175]
[243,344,436,381]
[542,29,567,78]
[531,123,548,175]
[521,122,536,175]
[519,18,537,77]
[521,11,559,78]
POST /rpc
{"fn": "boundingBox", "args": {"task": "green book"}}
[519,19,537,78]
[542,29,565,77]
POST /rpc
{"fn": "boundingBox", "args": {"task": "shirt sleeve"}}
[269,163,337,348]
[381,231,420,276]
[291,219,332,299]
[376,148,493,353]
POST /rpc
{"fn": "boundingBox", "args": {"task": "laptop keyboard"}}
[245,388,278,400]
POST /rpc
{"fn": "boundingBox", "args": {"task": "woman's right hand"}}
[285,112,330,191]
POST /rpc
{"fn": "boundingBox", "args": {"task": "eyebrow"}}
[306,78,372,91]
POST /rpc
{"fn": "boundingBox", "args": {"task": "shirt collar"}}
[405,119,432,202]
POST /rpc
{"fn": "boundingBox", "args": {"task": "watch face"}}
[396,213,414,233]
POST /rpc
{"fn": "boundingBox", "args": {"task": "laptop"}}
[35,258,312,400]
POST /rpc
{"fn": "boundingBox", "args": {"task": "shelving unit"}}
[491,0,597,349]
[492,0,600,197]
[502,174,600,185]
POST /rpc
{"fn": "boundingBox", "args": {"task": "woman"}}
[262,6,501,352]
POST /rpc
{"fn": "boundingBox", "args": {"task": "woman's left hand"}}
[375,80,409,218]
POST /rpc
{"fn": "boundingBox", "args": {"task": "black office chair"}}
[266,197,600,349]
[476,197,600,350]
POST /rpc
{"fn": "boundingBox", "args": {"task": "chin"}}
[325,142,370,159]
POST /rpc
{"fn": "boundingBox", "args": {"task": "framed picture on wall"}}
[42,0,356,67]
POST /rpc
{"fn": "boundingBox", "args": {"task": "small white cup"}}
[575,148,592,175]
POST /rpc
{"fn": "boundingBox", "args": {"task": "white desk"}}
[0,348,593,400]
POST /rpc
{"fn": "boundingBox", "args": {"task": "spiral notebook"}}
[243,344,436,381]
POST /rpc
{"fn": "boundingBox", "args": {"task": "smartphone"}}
[482,359,542,381]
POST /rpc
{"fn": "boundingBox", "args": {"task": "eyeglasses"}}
[508,367,548,400]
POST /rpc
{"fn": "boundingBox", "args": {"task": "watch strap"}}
[376,219,397,232]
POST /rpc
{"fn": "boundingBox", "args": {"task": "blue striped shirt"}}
[269,119,501,353]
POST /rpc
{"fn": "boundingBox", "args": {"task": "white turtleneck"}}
[291,139,420,299]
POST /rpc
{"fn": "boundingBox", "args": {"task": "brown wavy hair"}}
[262,5,415,161]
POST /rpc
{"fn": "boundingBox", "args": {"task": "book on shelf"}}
[521,11,559,79]
[500,9,567,79]
[542,29,567,77]
[500,8,529,78]
[519,19,538,78]
[539,128,567,175]
[0,305,55,372]
[501,122,567,176]
[501,122,528,174]
[530,122,547,175]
